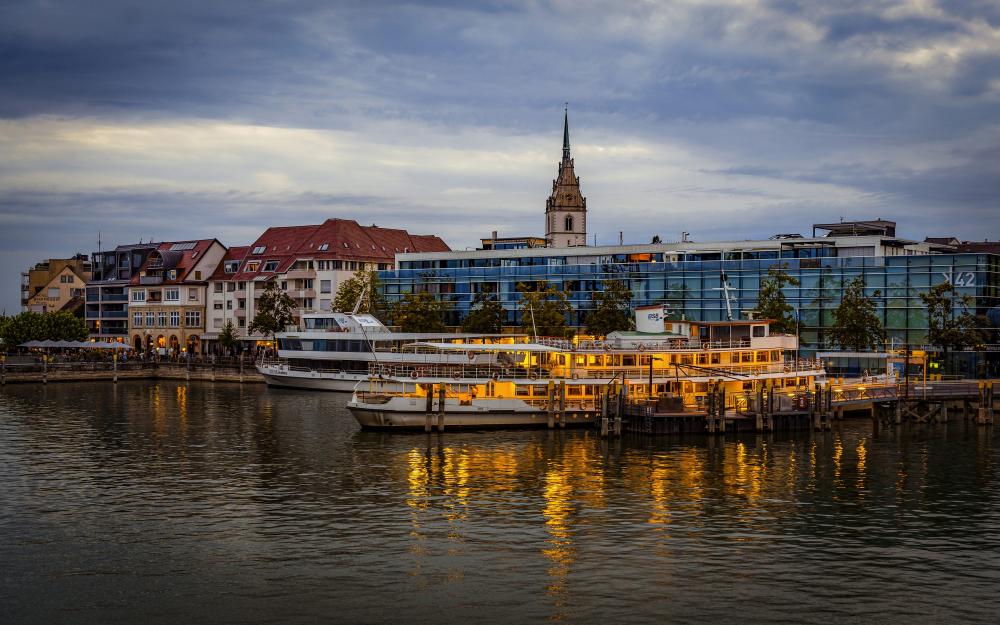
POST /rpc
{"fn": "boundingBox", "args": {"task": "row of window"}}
[132,311,202,328]
[131,288,199,302]
[221,257,389,275]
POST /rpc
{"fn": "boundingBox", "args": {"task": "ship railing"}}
[534,337,756,351]
[366,359,826,383]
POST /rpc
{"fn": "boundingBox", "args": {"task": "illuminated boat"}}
[348,307,827,430]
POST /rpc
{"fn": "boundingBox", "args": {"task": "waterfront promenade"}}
[0,359,264,385]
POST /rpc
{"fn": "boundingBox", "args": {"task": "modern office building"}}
[380,221,1000,354]
[85,243,160,341]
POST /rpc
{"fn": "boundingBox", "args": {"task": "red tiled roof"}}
[217,219,449,282]
[207,246,251,281]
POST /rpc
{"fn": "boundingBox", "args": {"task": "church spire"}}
[562,104,570,160]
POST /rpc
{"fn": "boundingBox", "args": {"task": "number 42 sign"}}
[942,269,976,287]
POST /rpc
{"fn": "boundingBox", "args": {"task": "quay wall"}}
[1,363,265,385]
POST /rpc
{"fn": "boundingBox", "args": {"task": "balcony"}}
[284,269,315,280]
[139,276,164,285]
[103,310,128,319]
[102,293,128,302]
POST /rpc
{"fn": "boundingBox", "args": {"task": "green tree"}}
[651,234,662,244]
[249,282,296,341]
[461,293,505,334]
[585,279,634,337]
[333,269,387,319]
[395,291,447,332]
[218,319,239,354]
[919,282,987,352]
[0,311,87,349]
[827,277,884,351]
[753,266,800,334]
[517,281,574,338]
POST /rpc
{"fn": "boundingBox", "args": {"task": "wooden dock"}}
[609,379,998,436]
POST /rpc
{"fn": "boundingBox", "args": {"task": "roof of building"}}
[216,219,449,282]
[813,220,896,237]
[130,239,220,285]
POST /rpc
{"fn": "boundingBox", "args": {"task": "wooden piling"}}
[547,380,555,429]
[425,385,434,433]
[437,384,446,432]
[558,380,566,428]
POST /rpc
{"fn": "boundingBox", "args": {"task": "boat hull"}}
[258,366,364,392]
[348,396,595,430]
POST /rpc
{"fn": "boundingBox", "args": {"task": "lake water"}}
[1,381,999,624]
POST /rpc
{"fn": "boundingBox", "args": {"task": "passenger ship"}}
[347,305,827,429]
[257,311,518,391]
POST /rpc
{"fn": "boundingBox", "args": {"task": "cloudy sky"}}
[2,0,999,311]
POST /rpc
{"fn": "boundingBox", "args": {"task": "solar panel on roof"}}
[170,242,197,251]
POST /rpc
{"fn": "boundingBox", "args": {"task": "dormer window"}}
[224,261,239,273]
[251,245,266,255]
[262,260,279,272]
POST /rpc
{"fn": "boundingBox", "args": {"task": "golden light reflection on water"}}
[856,438,867,493]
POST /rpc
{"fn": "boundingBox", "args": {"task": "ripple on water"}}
[1,380,999,625]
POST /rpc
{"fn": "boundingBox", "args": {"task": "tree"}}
[461,293,505,334]
[651,234,662,244]
[919,282,987,352]
[517,281,574,338]
[218,319,239,354]
[0,311,87,349]
[753,265,800,334]
[249,282,296,341]
[333,269,387,319]
[827,277,884,351]
[394,291,447,332]
[585,279,634,337]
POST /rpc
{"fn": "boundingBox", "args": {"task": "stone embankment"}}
[0,362,265,385]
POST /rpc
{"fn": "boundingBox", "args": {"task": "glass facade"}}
[379,251,1000,354]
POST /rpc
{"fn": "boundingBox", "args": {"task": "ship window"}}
[752,325,766,337]
[741,352,753,363]
[710,353,721,364]
[756,351,768,362]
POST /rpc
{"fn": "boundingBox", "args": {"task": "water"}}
[1,381,998,625]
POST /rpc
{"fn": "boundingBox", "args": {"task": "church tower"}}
[545,107,587,247]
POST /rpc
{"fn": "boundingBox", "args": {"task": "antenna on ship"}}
[712,270,736,321]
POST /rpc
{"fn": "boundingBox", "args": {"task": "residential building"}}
[204,219,448,350]
[86,243,159,341]
[126,239,227,353]
[21,255,92,313]
[379,219,1000,353]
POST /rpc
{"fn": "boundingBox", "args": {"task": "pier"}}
[0,359,264,385]
[608,379,998,436]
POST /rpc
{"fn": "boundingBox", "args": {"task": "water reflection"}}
[2,381,999,625]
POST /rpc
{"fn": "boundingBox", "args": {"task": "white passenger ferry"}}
[257,311,518,392]
[347,306,827,429]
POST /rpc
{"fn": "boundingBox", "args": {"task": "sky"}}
[2,0,999,312]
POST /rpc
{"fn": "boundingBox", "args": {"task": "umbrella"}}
[19,340,43,348]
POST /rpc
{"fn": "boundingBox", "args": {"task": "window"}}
[60,274,73,283]
[133,312,142,327]
[318,243,329,251]
[226,300,233,310]
[157,312,167,327]
[224,261,239,273]
[188,288,198,301]
[194,271,201,280]
[280,281,288,290]
[238,299,246,309]
[185,311,201,327]
[146,312,154,326]
[47,287,60,298]
[320,299,331,311]
[246,261,260,272]
[132,290,146,302]
[303,298,314,309]
[165,288,179,301]
[304,278,313,289]
[252,245,266,255]
[213,302,223,310]
[227,283,236,292]
[238,318,246,328]
[320,280,332,293]
[263,260,279,272]
[213,318,223,328]
[214,283,223,293]
[170,311,180,327]
[565,215,573,231]
[169,242,197,252]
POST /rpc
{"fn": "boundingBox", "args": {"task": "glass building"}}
[379,226,1000,355]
